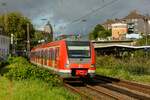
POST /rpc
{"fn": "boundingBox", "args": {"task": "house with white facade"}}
[0,27,10,60]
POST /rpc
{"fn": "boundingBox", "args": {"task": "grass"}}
[96,67,150,84]
[0,76,80,100]
[96,56,150,84]
[0,57,81,100]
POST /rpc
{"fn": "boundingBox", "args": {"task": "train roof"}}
[31,40,90,51]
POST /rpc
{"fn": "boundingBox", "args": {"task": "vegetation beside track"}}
[0,57,80,100]
[96,54,150,84]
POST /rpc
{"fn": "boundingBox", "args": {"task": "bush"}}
[96,56,150,75]
[96,56,123,69]
[123,58,150,75]
[0,61,8,69]
[4,57,62,86]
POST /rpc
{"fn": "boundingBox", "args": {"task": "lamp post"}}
[82,19,86,33]
[27,23,30,58]
[143,14,150,58]
[81,19,87,40]
[143,15,149,46]
[1,2,8,34]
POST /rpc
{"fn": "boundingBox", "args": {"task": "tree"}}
[34,31,45,41]
[98,29,111,39]
[0,12,35,55]
[89,24,111,40]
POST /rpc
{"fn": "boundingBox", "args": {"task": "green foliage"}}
[4,57,62,86]
[33,31,53,46]
[0,61,8,69]
[96,56,122,69]
[136,36,150,46]
[34,31,45,42]
[0,57,80,99]
[0,77,80,100]
[96,56,150,75]
[0,61,4,68]
[0,12,35,52]
[89,24,111,40]
[96,55,150,83]
[99,29,111,39]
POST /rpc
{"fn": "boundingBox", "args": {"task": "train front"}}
[65,41,96,78]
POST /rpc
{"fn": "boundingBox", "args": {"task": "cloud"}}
[0,0,150,34]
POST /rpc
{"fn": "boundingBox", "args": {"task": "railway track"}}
[95,75,150,97]
[64,75,150,100]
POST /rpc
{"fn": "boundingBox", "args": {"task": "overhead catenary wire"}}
[66,0,121,26]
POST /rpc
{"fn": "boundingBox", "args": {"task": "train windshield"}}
[66,41,91,58]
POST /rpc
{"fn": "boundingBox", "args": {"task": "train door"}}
[55,47,60,69]
[49,48,52,67]
[52,48,55,68]
[46,49,49,66]
[41,50,44,65]
[38,50,41,64]
[44,49,47,65]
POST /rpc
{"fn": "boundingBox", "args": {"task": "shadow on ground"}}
[0,62,9,76]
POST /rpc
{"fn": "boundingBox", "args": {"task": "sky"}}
[0,0,150,35]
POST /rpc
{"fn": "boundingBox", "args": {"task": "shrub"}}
[96,56,150,75]
[0,61,8,69]
[123,58,150,75]
[96,56,122,69]
[4,57,62,86]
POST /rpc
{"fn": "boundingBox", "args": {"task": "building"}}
[111,23,127,40]
[102,10,150,40]
[123,10,145,34]
[0,27,10,60]
[43,21,53,41]
[102,19,115,30]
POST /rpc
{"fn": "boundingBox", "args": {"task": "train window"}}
[66,41,91,58]
[55,48,57,60]
[49,49,51,60]
[42,50,44,58]
[56,47,59,59]
[45,49,48,60]
[38,51,40,58]
[52,48,55,60]
[43,50,45,59]
[51,49,53,60]
[37,51,38,57]
[40,50,43,58]
[36,51,37,57]
[54,48,56,60]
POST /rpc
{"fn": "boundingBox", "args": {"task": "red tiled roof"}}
[124,10,144,19]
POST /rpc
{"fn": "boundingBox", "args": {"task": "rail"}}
[63,75,150,100]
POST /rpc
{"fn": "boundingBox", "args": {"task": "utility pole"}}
[1,2,7,33]
[143,14,149,58]
[143,14,149,46]
[27,23,30,58]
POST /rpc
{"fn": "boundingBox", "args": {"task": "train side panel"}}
[57,41,70,77]
[30,40,96,78]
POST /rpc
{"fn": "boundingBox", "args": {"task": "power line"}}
[67,0,121,26]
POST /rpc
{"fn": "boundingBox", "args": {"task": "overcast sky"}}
[0,0,150,35]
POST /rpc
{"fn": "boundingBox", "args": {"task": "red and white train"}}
[30,40,96,78]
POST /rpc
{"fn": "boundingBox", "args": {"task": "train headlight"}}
[65,59,70,68]
[65,64,70,68]
[90,64,95,68]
